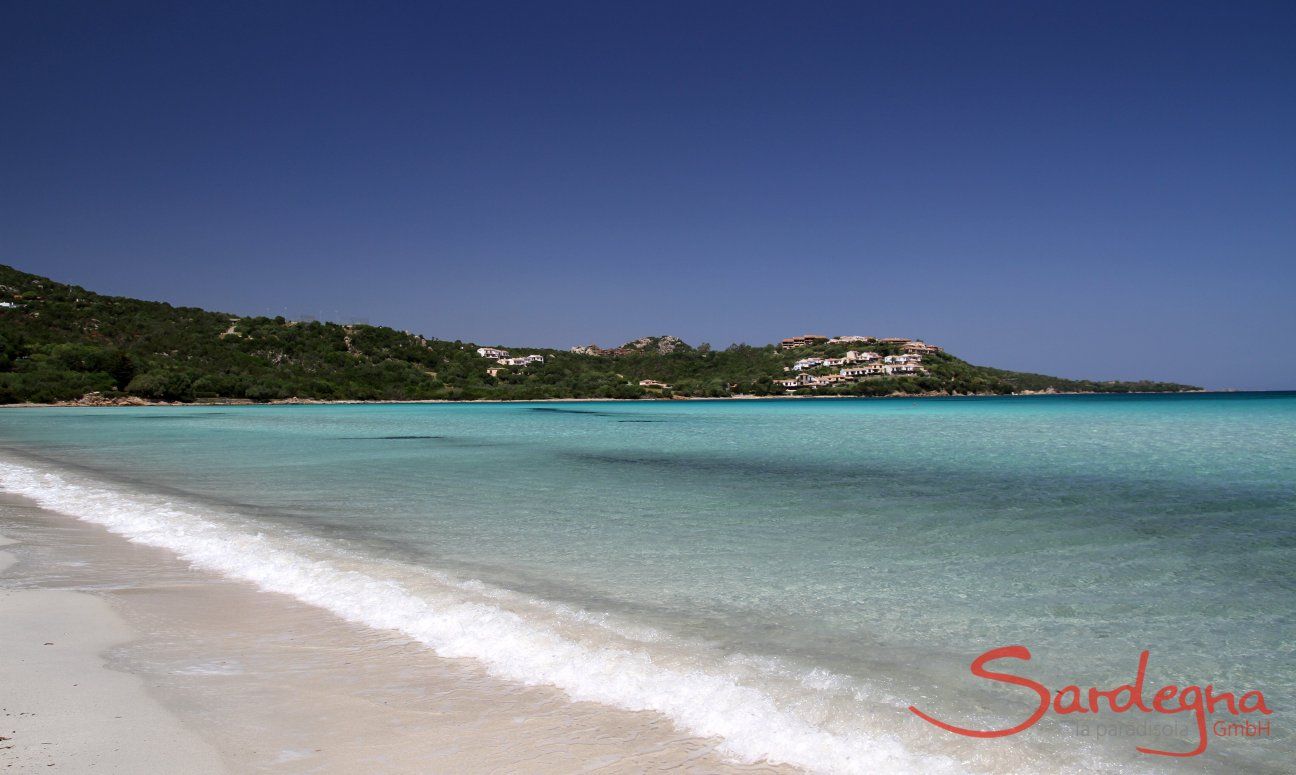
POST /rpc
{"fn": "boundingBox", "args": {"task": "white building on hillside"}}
[902,340,941,354]
[845,350,880,362]
[841,365,885,377]
[498,354,545,366]
[477,347,509,359]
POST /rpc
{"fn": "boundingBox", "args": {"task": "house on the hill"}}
[498,354,545,367]
[781,334,828,349]
[841,365,884,378]
[778,373,825,388]
[828,335,875,344]
[845,350,880,362]
[476,347,509,359]
[902,341,941,354]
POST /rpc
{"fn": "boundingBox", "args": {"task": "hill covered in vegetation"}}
[0,265,1199,403]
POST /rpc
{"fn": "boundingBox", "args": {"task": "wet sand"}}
[0,494,793,773]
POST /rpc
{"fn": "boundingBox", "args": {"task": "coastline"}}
[0,492,793,774]
[0,388,1213,409]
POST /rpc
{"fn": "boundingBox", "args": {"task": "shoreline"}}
[0,492,793,774]
[0,388,1218,409]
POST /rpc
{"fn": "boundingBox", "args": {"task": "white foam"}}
[0,458,964,774]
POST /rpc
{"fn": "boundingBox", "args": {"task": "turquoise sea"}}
[1,393,1293,773]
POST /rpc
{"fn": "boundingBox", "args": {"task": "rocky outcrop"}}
[571,336,691,356]
[62,393,156,406]
[619,335,690,355]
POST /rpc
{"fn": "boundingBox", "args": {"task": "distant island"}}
[0,264,1199,404]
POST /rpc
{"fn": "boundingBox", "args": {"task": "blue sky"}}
[2,1,1293,389]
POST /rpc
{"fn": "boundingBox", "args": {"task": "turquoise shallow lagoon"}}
[2,393,1292,773]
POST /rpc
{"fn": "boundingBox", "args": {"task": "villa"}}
[841,365,884,377]
[476,346,509,359]
[828,335,875,344]
[779,333,940,357]
[776,373,822,388]
[773,358,933,391]
[498,354,545,367]
[773,342,931,391]
[781,334,828,349]
[902,341,941,354]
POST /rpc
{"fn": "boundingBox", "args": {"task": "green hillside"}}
[0,265,1199,403]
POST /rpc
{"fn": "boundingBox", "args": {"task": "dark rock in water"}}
[528,407,607,415]
[339,435,445,440]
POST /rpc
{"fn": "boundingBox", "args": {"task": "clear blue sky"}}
[2,2,1293,389]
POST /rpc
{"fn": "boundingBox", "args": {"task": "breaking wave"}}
[0,456,963,774]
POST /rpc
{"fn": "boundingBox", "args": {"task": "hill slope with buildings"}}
[0,265,1199,403]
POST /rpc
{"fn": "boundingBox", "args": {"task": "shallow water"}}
[0,495,783,774]
[1,393,1292,773]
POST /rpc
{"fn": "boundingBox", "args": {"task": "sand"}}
[0,496,793,774]
[0,541,225,773]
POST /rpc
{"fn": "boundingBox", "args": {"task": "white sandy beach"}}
[0,534,225,773]
[0,496,792,774]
